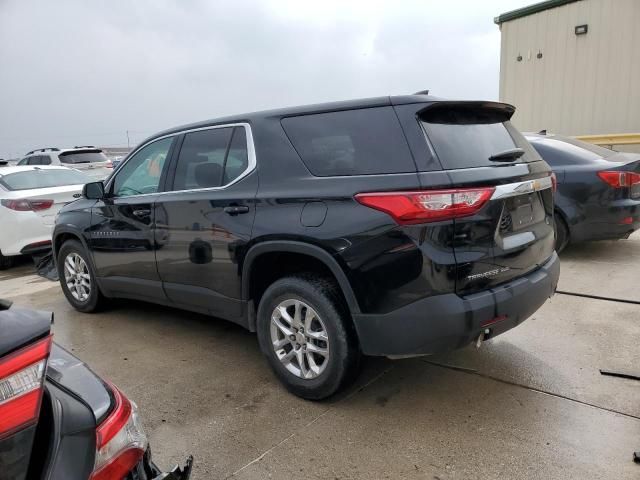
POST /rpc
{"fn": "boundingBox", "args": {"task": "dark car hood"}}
[47,344,113,423]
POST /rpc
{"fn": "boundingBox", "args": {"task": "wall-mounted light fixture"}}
[575,24,588,35]
[517,54,523,62]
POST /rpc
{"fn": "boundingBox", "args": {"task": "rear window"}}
[281,107,415,176]
[421,106,539,169]
[59,150,108,164]
[0,169,89,191]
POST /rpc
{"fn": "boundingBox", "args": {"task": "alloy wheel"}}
[64,253,91,302]
[270,299,330,379]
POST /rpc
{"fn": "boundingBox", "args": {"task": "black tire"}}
[57,240,104,312]
[554,213,570,253]
[0,250,12,270]
[256,274,361,400]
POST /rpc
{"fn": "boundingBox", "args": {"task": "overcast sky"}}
[0,0,532,158]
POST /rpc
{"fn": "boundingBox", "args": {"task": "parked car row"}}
[4,94,639,478]
[53,94,562,400]
[17,147,114,181]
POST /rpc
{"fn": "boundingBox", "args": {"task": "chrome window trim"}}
[106,122,256,199]
[490,175,553,200]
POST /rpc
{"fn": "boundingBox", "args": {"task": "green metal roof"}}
[494,0,582,24]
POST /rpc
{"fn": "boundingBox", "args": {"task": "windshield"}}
[0,169,89,191]
[59,150,109,164]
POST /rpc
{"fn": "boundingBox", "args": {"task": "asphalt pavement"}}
[1,234,638,479]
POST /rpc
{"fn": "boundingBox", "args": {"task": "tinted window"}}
[111,137,173,197]
[0,169,89,191]
[172,127,249,191]
[422,118,538,170]
[224,128,249,184]
[528,136,616,166]
[59,151,108,164]
[39,155,52,165]
[281,107,415,176]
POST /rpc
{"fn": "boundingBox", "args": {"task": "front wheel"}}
[57,240,104,312]
[256,275,361,400]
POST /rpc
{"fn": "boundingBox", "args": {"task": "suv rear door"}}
[154,124,258,323]
[397,101,555,294]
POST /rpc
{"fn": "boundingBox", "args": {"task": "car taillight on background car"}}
[1,199,54,211]
[90,383,148,480]
[597,170,640,188]
[355,187,495,224]
[0,335,52,439]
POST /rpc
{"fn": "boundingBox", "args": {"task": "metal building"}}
[495,0,640,144]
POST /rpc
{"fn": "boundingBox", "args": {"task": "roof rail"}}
[72,145,97,149]
[413,89,430,95]
[25,147,60,155]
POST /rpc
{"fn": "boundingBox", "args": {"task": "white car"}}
[17,146,113,180]
[0,166,89,269]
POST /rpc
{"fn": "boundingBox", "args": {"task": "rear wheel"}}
[256,275,361,400]
[0,250,12,270]
[554,213,570,253]
[57,240,104,312]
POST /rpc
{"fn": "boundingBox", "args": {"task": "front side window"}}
[172,126,249,191]
[111,137,173,197]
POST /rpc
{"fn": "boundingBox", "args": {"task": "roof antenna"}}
[538,129,547,135]
[413,89,430,95]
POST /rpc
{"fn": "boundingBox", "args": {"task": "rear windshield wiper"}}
[488,148,525,163]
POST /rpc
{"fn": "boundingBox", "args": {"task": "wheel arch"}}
[242,241,361,330]
[52,228,91,263]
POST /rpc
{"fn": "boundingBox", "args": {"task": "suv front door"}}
[89,136,175,302]
[154,124,257,323]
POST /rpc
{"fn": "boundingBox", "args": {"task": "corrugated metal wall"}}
[499,0,640,137]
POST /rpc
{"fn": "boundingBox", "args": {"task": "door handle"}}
[223,205,250,215]
[132,209,151,218]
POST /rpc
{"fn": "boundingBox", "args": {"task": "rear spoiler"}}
[418,101,516,124]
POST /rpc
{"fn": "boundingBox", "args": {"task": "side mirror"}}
[83,181,105,200]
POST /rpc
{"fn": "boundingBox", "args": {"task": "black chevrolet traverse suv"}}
[53,95,560,399]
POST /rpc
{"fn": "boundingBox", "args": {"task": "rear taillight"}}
[105,160,113,169]
[355,187,495,225]
[1,199,54,211]
[0,335,52,439]
[90,384,148,480]
[597,171,640,188]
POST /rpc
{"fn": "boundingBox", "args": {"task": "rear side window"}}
[281,107,415,176]
[421,105,539,169]
[59,150,108,164]
[172,126,249,191]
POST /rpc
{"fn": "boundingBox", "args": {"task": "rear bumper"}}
[353,252,560,356]
[569,201,640,242]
